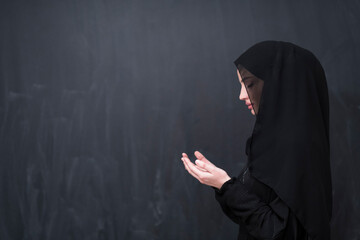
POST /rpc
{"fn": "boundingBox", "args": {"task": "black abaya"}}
[212,41,332,240]
[213,137,309,240]
[213,150,309,240]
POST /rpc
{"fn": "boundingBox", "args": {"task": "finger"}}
[183,157,210,178]
[183,152,211,169]
[182,158,201,181]
[183,157,200,178]
[195,159,215,173]
[181,154,206,171]
[195,164,208,172]
[194,151,216,167]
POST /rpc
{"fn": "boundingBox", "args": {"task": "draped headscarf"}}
[235,41,332,240]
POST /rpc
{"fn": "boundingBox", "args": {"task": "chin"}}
[251,109,255,115]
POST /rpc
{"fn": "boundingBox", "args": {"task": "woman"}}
[181,41,332,240]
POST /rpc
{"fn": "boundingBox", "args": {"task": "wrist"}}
[217,175,232,189]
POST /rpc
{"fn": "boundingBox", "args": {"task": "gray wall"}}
[0,0,359,239]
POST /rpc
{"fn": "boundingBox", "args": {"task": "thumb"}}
[194,151,216,167]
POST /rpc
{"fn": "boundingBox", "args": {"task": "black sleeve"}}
[212,175,290,239]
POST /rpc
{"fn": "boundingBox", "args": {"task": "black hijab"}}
[235,41,332,240]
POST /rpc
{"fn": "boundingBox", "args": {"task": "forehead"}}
[237,69,242,82]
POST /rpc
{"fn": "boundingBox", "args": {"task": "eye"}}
[247,83,254,88]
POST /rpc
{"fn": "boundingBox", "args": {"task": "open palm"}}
[181,151,231,190]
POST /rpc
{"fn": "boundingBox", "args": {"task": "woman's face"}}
[237,69,263,116]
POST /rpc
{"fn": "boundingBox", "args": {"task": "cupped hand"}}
[181,151,231,190]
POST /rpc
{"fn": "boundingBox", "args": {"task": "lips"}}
[248,105,252,109]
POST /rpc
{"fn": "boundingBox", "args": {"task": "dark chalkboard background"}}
[0,0,359,239]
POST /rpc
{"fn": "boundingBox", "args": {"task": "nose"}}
[239,85,248,101]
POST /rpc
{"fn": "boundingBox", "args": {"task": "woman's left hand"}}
[181,151,231,190]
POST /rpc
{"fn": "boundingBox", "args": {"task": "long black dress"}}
[212,163,310,240]
[212,41,332,239]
